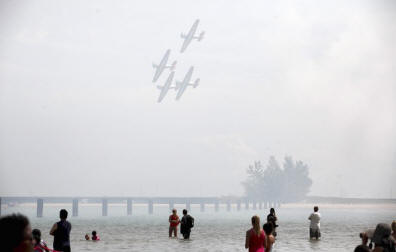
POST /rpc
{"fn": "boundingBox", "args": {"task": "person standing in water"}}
[50,209,72,252]
[263,223,275,252]
[168,209,180,238]
[308,206,321,240]
[245,215,266,252]
[267,208,278,237]
[180,209,194,239]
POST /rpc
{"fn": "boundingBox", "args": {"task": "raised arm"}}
[49,223,57,236]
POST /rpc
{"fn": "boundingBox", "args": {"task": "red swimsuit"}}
[248,229,266,252]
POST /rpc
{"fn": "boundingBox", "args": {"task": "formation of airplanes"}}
[151,19,204,102]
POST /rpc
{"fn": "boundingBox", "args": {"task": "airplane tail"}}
[193,78,200,88]
[198,31,205,41]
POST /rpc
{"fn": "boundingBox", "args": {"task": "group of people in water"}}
[355,221,396,252]
[0,209,99,252]
[168,208,195,239]
[0,205,395,252]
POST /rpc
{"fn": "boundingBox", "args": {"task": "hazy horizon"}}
[1,0,395,199]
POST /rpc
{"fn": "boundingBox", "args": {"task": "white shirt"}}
[308,212,321,229]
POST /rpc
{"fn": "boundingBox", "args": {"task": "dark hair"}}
[314,206,319,212]
[0,213,30,251]
[263,222,274,235]
[183,209,187,215]
[60,209,68,219]
[92,230,97,236]
[32,229,41,244]
[270,208,275,214]
[354,245,371,252]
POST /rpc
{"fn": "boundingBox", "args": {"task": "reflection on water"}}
[2,204,395,251]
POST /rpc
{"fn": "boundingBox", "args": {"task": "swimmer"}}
[85,234,90,240]
[32,229,50,252]
[92,230,100,241]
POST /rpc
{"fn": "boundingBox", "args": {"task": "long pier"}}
[0,197,280,217]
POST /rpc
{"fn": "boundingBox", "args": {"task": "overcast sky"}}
[0,0,395,198]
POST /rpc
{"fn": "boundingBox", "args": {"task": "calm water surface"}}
[2,204,395,251]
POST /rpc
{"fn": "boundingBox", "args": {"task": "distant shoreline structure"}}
[1,195,395,205]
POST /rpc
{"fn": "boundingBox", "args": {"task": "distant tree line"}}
[242,156,312,203]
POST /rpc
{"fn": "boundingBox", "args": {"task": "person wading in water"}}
[50,209,72,252]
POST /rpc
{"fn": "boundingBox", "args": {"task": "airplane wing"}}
[180,20,199,53]
[176,67,194,100]
[157,71,175,103]
[180,38,191,53]
[152,49,171,82]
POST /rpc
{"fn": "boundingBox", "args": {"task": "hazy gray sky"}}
[1,0,395,198]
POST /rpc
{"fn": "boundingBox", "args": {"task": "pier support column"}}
[72,199,78,217]
[264,201,268,209]
[37,198,43,218]
[127,198,132,215]
[214,201,219,212]
[245,199,249,210]
[169,201,174,212]
[148,200,153,215]
[186,200,191,212]
[253,201,257,210]
[259,202,263,210]
[226,201,231,212]
[200,202,205,212]
[102,199,108,216]
[237,200,241,211]
[277,202,281,208]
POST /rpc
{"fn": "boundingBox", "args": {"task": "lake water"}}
[2,203,395,251]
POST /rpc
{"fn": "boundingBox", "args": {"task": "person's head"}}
[32,229,41,245]
[251,215,261,235]
[392,220,396,233]
[183,209,187,215]
[263,222,274,235]
[59,209,68,220]
[0,213,32,251]
[314,206,319,212]
[372,223,392,244]
[172,209,177,215]
[85,234,90,240]
[92,231,97,236]
[270,208,275,215]
[354,245,371,252]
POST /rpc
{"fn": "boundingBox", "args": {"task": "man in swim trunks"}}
[168,209,180,238]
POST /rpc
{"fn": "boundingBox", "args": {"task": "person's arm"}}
[266,236,274,251]
[308,214,312,220]
[245,230,250,249]
[49,223,57,236]
[169,215,172,223]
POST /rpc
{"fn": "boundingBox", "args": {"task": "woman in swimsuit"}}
[245,215,266,252]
